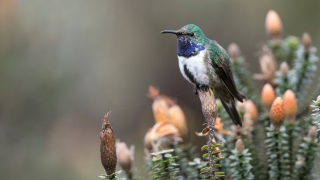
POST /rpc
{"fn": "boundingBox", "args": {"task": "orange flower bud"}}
[265,10,282,38]
[244,100,258,121]
[270,97,285,130]
[283,90,297,123]
[261,84,276,111]
[228,43,241,61]
[317,95,320,103]
[302,32,311,52]
[235,139,245,154]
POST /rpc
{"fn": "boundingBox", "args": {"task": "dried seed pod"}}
[302,32,311,52]
[283,90,297,123]
[265,10,282,39]
[100,112,117,175]
[235,139,245,154]
[308,126,318,142]
[270,97,285,130]
[261,83,276,111]
[228,43,241,61]
[280,62,289,78]
[116,140,134,176]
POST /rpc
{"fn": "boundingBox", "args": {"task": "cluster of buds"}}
[147,86,188,141]
[144,86,188,155]
[144,122,182,154]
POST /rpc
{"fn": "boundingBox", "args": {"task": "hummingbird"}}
[161,24,245,127]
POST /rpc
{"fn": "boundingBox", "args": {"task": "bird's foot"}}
[193,85,199,95]
[194,85,209,95]
[200,85,209,92]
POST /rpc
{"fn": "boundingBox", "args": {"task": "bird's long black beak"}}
[160,30,178,35]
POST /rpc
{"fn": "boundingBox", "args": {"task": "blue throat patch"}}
[177,37,205,57]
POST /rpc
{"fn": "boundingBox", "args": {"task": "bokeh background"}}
[1,0,320,179]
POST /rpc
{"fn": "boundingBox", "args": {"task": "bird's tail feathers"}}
[219,96,242,127]
[238,91,247,101]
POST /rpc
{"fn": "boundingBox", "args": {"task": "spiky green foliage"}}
[174,144,198,178]
[229,148,254,180]
[284,122,301,173]
[267,36,299,66]
[265,126,291,180]
[290,46,319,109]
[294,136,318,180]
[150,149,181,180]
[232,56,259,106]
[311,99,320,130]
[185,158,207,179]
[201,142,225,179]
[275,68,290,96]
[99,170,125,180]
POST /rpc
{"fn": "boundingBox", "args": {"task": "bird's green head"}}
[161,24,207,57]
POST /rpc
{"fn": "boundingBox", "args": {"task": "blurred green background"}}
[1,0,320,179]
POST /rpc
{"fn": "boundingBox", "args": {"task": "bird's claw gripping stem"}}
[194,85,209,95]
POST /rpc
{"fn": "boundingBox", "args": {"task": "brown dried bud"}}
[283,90,297,123]
[280,62,289,78]
[147,85,160,99]
[270,97,285,130]
[100,112,117,175]
[228,43,241,60]
[116,140,134,175]
[167,105,188,141]
[253,54,277,85]
[235,139,245,154]
[308,126,318,142]
[244,100,258,121]
[144,122,181,154]
[317,95,320,103]
[302,32,311,52]
[265,10,282,39]
[151,97,170,125]
[261,83,276,111]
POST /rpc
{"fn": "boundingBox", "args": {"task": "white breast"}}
[178,50,210,85]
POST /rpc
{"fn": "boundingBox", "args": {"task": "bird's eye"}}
[189,33,195,36]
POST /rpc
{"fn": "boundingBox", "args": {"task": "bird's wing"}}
[207,41,244,102]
